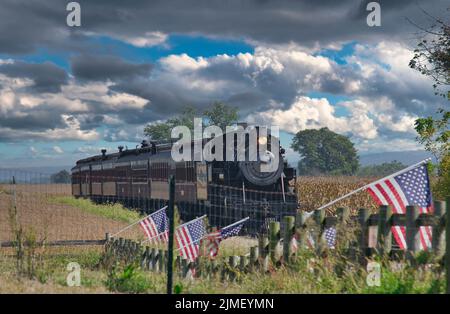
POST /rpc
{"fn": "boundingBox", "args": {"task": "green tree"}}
[143,102,238,141]
[356,161,407,177]
[143,106,198,141]
[409,10,450,198]
[291,128,359,175]
[50,170,71,183]
[414,109,449,164]
[408,11,449,98]
[203,102,238,130]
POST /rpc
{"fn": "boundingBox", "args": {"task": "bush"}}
[105,264,153,293]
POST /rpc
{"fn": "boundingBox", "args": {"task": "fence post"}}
[337,207,350,223]
[229,256,238,282]
[295,211,306,251]
[377,205,392,256]
[258,234,269,272]
[118,238,124,259]
[314,209,325,254]
[432,201,446,259]
[143,247,150,270]
[181,259,188,278]
[445,198,450,294]
[283,216,295,263]
[151,248,158,271]
[406,205,420,260]
[249,246,258,272]
[175,256,181,277]
[336,207,350,250]
[240,255,247,273]
[357,208,370,260]
[269,221,280,265]
[158,249,165,273]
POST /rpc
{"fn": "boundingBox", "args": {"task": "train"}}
[71,125,298,233]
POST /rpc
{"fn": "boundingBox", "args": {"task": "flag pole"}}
[111,205,167,237]
[221,216,250,230]
[140,230,168,244]
[166,175,175,295]
[315,158,431,212]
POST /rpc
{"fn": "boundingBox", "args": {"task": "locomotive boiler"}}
[71,126,298,233]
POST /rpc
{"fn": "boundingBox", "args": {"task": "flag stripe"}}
[366,164,432,251]
[386,180,429,250]
[139,220,152,240]
[371,183,407,249]
[181,227,196,261]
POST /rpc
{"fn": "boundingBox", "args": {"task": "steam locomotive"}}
[71,126,298,233]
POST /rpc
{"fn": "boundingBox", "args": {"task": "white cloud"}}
[247,96,378,140]
[118,31,168,47]
[160,53,208,72]
[53,146,63,154]
[357,138,422,153]
[1,40,443,153]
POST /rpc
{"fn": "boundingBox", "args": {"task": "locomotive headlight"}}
[258,136,267,146]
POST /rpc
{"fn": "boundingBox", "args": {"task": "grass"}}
[1,244,446,294]
[48,196,142,224]
[1,177,447,293]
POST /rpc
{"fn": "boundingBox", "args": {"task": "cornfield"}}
[297,176,380,215]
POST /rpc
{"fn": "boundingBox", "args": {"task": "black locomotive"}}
[71,126,298,233]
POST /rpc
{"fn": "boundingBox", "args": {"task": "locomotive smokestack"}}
[101,149,107,157]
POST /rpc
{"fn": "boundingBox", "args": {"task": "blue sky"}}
[0,35,357,167]
[0,1,447,169]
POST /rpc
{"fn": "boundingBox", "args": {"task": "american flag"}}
[139,207,169,243]
[367,164,432,250]
[290,228,333,251]
[324,227,336,249]
[176,217,207,262]
[205,218,248,258]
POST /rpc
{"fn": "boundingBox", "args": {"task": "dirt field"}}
[0,184,132,243]
[0,177,381,244]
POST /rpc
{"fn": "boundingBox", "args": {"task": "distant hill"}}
[0,165,72,175]
[359,150,435,166]
[0,166,72,183]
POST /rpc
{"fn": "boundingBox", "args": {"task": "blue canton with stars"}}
[186,218,207,244]
[152,209,169,234]
[394,165,431,207]
[324,227,336,249]
[220,221,245,239]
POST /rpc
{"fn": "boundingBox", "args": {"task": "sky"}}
[0,0,448,168]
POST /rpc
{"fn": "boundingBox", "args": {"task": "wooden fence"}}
[104,199,450,290]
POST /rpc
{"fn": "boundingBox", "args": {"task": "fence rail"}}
[104,199,450,292]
